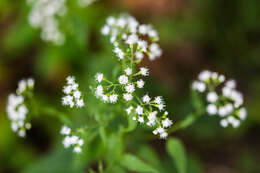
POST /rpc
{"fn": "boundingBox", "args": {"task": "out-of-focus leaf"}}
[167,138,187,173]
[120,153,158,173]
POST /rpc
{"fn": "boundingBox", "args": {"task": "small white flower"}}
[142,94,151,104]
[192,81,206,93]
[207,92,218,103]
[63,85,72,94]
[198,70,211,81]
[60,125,71,135]
[136,52,144,60]
[73,91,81,99]
[238,107,247,120]
[206,104,217,115]
[76,99,84,107]
[147,111,157,126]
[218,107,228,117]
[95,73,103,83]
[95,85,103,97]
[226,80,236,89]
[101,25,110,35]
[220,119,228,128]
[162,118,173,128]
[125,67,132,76]
[66,76,75,84]
[138,116,144,123]
[135,106,143,115]
[126,106,133,115]
[118,75,128,84]
[102,95,109,102]
[154,96,164,105]
[123,93,133,101]
[138,40,147,52]
[140,67,149,76]
[125,84,135,93]
[114,47,124,60]
[78,139,84,146]
[149,43,162,60]
[109,94,118,103]
[159,132,168,139]
[125,34,138,45]
[137,79,145,88]
[73,146,82,153]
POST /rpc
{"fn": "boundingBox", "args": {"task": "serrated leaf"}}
[120,154,158,173]
[167,138,187,173]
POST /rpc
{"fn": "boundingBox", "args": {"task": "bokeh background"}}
[0,0,260,173]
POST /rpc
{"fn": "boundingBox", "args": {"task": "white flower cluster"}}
[60,125,84,153]
[101,14,162,61]
[62,76,84,108]
[27,0,67,45]
[192,70,247,128]
[94,66,173,139]
[6,78,35,137]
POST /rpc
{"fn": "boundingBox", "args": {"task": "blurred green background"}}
[0,0,260,173]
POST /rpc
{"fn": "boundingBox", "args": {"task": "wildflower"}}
[62,76,84,108]
[140,67,149,76]
[125,84,135,93]
[109,94,118,103]
[95,73,103,83]
[142,94,151,104]
[162,118,173,128]
[124,67,132,76]
[135,106,143,115]
[126,106,133,115]
[118,75,128,84]
[207,104,217,115]
[137,79,145,88]
[123,93,133,101]
[207,92,218,103]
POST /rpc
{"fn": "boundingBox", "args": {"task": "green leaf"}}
[120,154,158,173]
[167,138,187,173]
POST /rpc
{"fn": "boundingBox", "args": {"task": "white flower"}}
[220,119,228,128]
[63,85,72,94]
[207,92,218,103]
[95,73,103,83]
[125,34,138,45]
[159,132,168,139]
[125,84,135,93]
[73,146,82,153]
[238,107,247,120]
[60,125,71,135]
[76,99,84,107]
[101,25,110,35]
[125,67,132,76]
[137,79,145,88]
[198,70,211,81]
[218,107,228,117]
[114,47,124,60]
[139,24,149,35]
[123,93,133,101]
[109,94,118,103]
[192,81,206,93]
[206,104,217,115]
[138,116,144,123]
[226,80,236,89]
[102,95,109,102]
[73,91,81,99]
[118,75,128,84]
[162,118,173,128]
[135,106,143,115]
[140,67,149,76]
[126,106,133,115]
[142,94,151,104]
[154,96,164,105]
[149,43,162,60]
[147,111,157,126]
[95,85,103,97]
[136,52,144,60]
[138,40,147,52]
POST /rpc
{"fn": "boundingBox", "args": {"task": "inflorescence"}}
[60,125,84,153]
[101,14,162,61]
[62,76,84,108]
[27,0,97,45]
[6,78,35,137]
[192,70,247,128]
[96,14,173,139]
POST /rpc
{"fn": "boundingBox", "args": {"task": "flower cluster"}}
[94,67,173,139]
[6,78,35,137]
[60,125,84,153]
[192,70,247,128]
[101,14,162,61]
[27,0,67,45]
[62,76,84,108]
